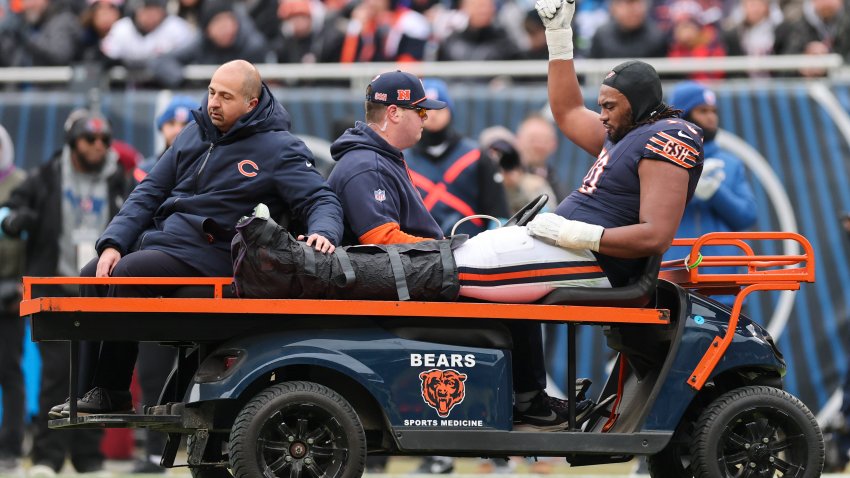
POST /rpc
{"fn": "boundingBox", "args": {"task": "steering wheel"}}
[504,194,549,227]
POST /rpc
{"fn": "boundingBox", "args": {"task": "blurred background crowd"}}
[0,0,847,88]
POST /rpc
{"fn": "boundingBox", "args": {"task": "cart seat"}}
[538,255,661,308]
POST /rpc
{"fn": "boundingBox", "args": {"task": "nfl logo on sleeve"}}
[374,189,386,202]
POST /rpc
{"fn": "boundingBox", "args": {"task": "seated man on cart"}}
[48,60,343,418]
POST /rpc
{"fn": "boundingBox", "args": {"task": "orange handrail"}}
[20,276,669,325]
[660,231,815,390]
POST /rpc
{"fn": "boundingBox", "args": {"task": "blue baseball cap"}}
[156,96,200,130]
[422,78,454,112]
[366,71,447,110]
[670,81,716,117]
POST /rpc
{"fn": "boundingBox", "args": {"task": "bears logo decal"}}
[419,369,467,418]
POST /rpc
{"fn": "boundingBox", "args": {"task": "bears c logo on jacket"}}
[419,369,467,418]
[238,160,259,177]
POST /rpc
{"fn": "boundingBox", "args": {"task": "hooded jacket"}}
[98,84,343,277]
[2,148,132,277]
[329,121,442,245]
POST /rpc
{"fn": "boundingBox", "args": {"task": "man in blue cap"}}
[137,95,201,179]
[404,78,509,237]
[665,81,756,305]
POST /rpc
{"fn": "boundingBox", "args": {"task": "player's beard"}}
[607,123,633,143]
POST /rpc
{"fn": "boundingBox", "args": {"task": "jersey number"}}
[579,149,609,195]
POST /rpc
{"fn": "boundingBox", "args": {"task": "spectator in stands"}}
[77,0,123,65]
[479,126,556,215]
[522,8,549,59]
[0,0,82,67]
[244,0,278,43]
[0,124,26,478]
[404,78,509,237]
[437,0,523,61]
[150,1,269,87]
[587,0,667,58]
[664,81,756,305]
[667,0,726,80]
[0,110,135,478]
[100,0,195,69]
[574,0,609,53]
[516,114,569,201]
[272,0,345,64]
[138,95,199,175]
[774,0,849,73]
[339,0,431,62]
[175,0,203,27]
[722,0,782,60]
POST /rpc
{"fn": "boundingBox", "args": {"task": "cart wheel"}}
[229,381,366,478]
[691,386,823,478]
[188,433,234,478]
[647,416,695,477]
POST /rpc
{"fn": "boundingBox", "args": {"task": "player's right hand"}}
[96,247,122,277]
[535,0,575,30]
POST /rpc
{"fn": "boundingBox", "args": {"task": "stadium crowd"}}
[0,0,848,86]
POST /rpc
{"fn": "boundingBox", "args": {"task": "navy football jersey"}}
[555,118,704,286]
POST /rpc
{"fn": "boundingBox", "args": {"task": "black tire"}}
[648,417,696,477]
[228,381,366,478]
[188,433,234,478]
[691,386,823,478]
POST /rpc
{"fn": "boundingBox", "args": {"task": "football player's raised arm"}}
[537,0,606,156]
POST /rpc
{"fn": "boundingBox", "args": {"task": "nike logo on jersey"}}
[677,130,691,140]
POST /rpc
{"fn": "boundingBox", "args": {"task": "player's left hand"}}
[527,213,604,252]
[299,233,336,254]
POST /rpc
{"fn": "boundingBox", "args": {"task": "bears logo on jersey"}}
[419,369,467,417]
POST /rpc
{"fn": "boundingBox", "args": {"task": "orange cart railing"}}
[659,231,815,390]
[20,276,669,325]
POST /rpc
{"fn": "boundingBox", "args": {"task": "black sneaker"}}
[56,387,134,417]
[513,391,593,432]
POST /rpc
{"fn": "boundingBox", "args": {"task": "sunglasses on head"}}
[397,105,428,119]
[81,133,111,145]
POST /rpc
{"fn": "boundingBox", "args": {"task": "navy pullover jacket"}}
[97,84,343,277]
[329,121,442,244]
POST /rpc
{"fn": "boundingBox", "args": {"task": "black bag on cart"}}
[231,215,464,301]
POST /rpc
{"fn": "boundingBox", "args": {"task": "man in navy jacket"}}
[51,60,343,417]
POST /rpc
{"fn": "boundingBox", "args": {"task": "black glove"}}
[1,209,36,237]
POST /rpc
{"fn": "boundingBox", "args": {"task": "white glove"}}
[694,158,726,201]
[535,0,575,60]
[526,213,604,252]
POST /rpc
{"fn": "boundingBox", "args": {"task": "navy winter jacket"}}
[97,84,343,277]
